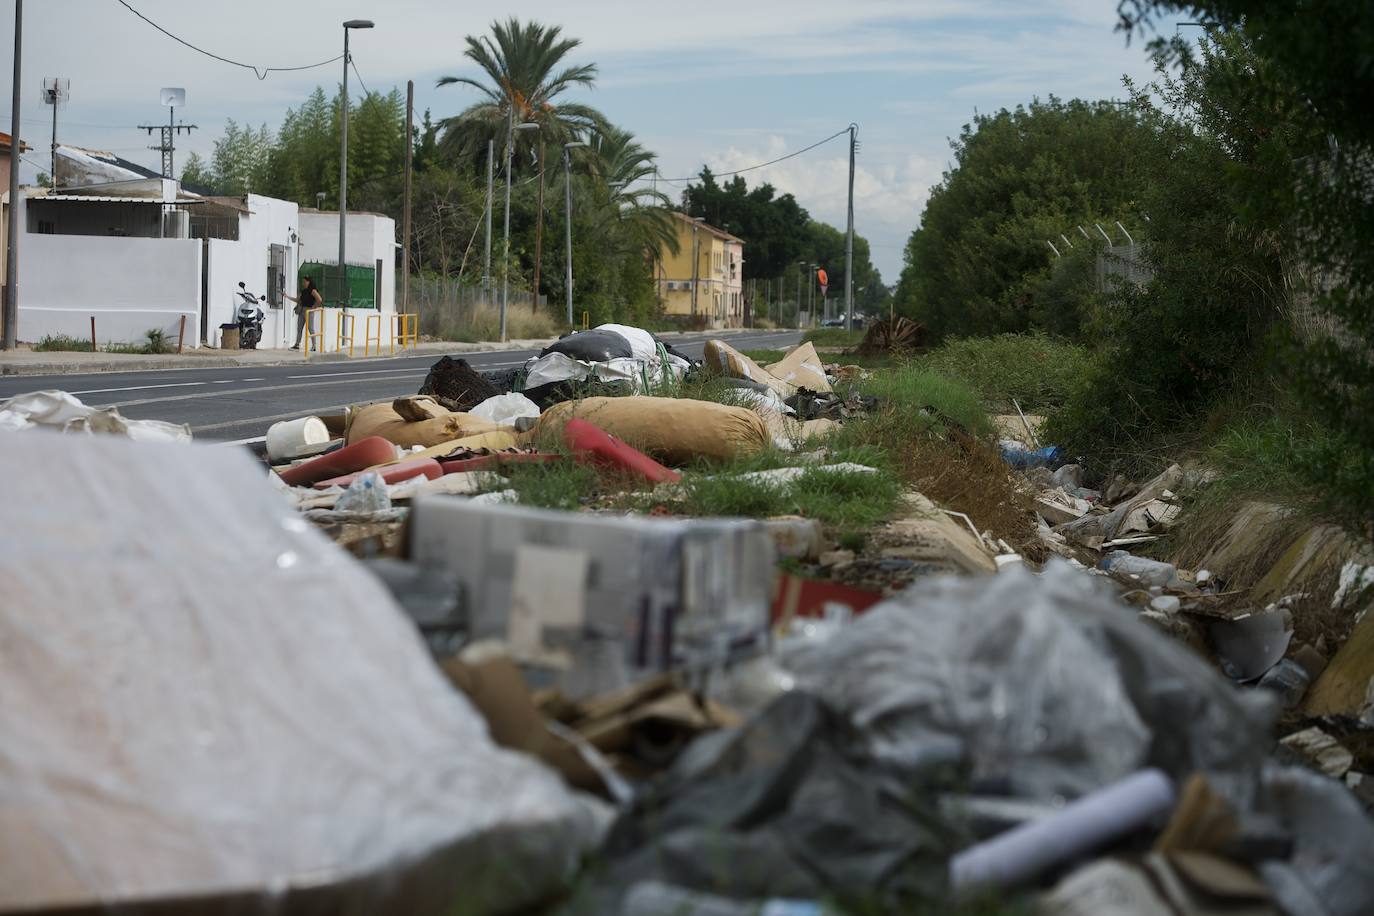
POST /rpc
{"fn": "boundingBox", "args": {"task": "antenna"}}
[138,88,197,180]
[41,78,69,185]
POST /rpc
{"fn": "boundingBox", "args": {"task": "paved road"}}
[0,331,803,441]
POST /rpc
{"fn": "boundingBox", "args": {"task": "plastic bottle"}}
[1099,551,1183,589]
[621,882,824,916]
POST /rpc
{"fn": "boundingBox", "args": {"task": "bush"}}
[919,332,1092,411]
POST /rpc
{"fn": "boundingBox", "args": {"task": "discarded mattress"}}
[0,435,604,915]
[537,396,771,465]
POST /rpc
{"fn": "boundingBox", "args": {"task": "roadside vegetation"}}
[34,329,176,355]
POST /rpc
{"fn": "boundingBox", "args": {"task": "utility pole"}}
[402,80,413,315]
[483,138,493,301]
[562,141,586,326]
[690,218,705,318]
[532,137,545,312]
[4,0,22,350]
[339,20,374,307]
[845,123,857,331]
[42,79,68,184]
[139,89,195,180]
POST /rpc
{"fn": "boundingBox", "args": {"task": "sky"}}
[1,0,1167,280]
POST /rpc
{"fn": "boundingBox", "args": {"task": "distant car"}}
[821,318,846,328]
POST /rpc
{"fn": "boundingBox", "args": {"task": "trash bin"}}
[220,323,240,350]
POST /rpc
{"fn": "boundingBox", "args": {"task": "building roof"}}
[298,206,392,219]
[0,131,29,153]
[672,211,744,244]
[37,193,204,204]
[199,195,253,213]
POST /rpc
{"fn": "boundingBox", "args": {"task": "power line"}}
[349,58,370,98]
[652,127,852,184]
[114,0,343,80]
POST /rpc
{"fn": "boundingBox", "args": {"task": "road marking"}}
[69,381,207,395]
[194,406,350,434]
[222,434,268,445]
[105,371,430,408]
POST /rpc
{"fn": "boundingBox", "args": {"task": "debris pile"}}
[4,323,1373,915]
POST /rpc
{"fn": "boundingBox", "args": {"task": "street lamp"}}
[690,216,706,318]
[338,18,373,308]
[562,141,587,326]
[501,119,539,341]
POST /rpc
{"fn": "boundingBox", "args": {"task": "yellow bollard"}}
[303,307,326,357]
[336,310,356,357]
[582,310,589,331]
[363,313,382,357]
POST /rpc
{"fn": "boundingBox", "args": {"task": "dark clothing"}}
[293,282,319,348]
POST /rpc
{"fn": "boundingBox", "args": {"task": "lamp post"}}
[501,118,539,341]
[809,263,818,327]
[4,0,23,349]
[690,216,705,318]
[338,19,373,308]
[562,141,587,327]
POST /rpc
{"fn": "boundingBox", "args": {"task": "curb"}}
[0,328,798,377]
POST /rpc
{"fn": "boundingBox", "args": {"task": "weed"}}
[919,332,1092,411]
[481,459,601,511]
[790,466,903,528]
[33,334,94,352]
[837,530,867,551]
[143,328,174,354]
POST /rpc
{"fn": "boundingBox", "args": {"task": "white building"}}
[12,146,397,350]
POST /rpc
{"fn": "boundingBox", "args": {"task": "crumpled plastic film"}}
[786,561,1272,806]
[0,434,605,914]
[0,389,191,442]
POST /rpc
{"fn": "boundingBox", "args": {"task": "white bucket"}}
[266,416,331,462]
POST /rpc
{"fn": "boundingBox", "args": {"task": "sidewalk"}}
[0,328,780,377]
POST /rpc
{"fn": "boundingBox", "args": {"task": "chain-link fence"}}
[1097,244,1155,291]
[400,274,544,340]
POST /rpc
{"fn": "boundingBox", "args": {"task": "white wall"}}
[203,195,301,349]
[298,210,396,313]
[20,232,202,346]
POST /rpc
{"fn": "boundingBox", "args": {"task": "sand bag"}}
[347,400,511,449]
[703,340,793,397]
[766,342,832,394]
[538,396,770,465]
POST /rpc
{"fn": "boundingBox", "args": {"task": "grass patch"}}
[481,458,601,511]
[33,334,94,352]
[802,327,865,348]
[428,303,561,343]
[919,332,1092,411]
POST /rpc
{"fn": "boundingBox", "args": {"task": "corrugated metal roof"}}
[37,194,205,204]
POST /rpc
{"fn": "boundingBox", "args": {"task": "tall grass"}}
[919,332,1092,411]
[429,303,562,343]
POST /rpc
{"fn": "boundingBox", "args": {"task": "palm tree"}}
[587,125,680,259]
[438,18,607,308]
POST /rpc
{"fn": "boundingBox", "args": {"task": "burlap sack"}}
[538,396,770,465]
[347,400,511,448]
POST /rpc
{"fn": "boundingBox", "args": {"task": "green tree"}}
[893,97,1161,339]
[1117,2,1374,524]
[179,152,214,190]
[586,125,677,258]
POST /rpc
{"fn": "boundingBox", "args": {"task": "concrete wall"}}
[20,232,201,346]
[203,195,301,349]
[298,209,397,313]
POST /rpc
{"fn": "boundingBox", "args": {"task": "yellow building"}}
[654,212,744,328]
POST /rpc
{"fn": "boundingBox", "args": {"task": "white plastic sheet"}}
[469,392,541,425]
[521,326,689,393]
[0,435,604,914]
[0,389,191,442]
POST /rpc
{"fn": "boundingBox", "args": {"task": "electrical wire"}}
[349,58,371,98]
[114,0,343,80]
[651,127,852,183]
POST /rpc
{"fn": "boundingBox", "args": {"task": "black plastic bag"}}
[541,329,633,362]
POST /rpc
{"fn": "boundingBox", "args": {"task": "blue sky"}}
[3,1,1168,279]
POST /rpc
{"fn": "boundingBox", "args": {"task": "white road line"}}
[194,406,349,434]
[105,371,430,408]
[69,381,207,395]
[222,434,268,445]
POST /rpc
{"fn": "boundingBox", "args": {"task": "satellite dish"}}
[40,77,69,108]
[160,87,186,108]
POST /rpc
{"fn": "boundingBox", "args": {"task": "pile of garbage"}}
[4,326,1373,915]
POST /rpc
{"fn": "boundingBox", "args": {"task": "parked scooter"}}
[235,282,267,350]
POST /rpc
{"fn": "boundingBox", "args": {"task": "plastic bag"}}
[785,561,1272,806]
[0,390,191,442]
[469,392,541,425]
[542,329,633,362]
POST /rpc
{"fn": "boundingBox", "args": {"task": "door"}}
[267,244,288,308]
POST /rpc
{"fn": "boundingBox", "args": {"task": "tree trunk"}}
[532,138,545,312]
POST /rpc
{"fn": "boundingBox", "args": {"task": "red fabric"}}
[312,457,442,490]
[562,418,682,484]
[275,436,396,487]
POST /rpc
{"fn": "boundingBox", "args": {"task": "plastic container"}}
[1100,551,1183,589]
[622,882,823,916]
[266,416,331,462]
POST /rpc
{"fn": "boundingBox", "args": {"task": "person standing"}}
[285,275,322,350]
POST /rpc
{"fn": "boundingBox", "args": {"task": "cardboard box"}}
[409,498,776,696]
